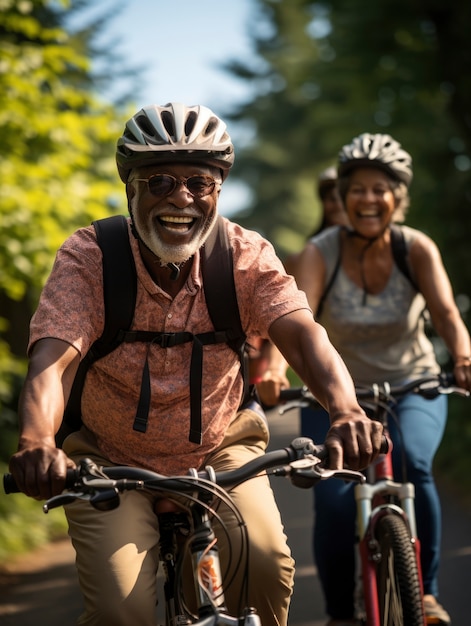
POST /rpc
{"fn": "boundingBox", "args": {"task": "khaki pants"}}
[63,408,295,626]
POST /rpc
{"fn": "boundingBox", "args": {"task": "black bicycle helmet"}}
[116,103,235,182]
[338,133,413,186]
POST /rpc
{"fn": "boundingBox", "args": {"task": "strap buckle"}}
[157,333,178,348]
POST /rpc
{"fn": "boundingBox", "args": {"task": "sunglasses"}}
[131,174,218,198]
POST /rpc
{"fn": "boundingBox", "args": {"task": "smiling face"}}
[344,167,397,239]
[126,163,222,265]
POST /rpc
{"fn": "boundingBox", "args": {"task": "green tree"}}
[0,0,131,447]
[225,0,471,489]
[226,0,471,291]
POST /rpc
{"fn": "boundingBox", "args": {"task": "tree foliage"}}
[224,0,471,482]
[226,0,471,296]
[0,0,130,434]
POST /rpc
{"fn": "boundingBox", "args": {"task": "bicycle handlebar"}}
[5,435,386,510]
[278,372,469,414]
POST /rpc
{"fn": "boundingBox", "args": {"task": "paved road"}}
[1,408,470,625]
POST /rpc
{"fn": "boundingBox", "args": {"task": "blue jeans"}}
[301,392,447,620]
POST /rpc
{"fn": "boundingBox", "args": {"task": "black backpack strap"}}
[315,228,344,318]
[316,255,341,318]
[202,216,246,353]
[57,215,136,446]
[201,215,249,412]
[130,329,233,439]
[92,216,137,350]
[390,224,418,291]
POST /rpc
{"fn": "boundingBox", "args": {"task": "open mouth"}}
[158,215,197,232]
[358,210,380,218]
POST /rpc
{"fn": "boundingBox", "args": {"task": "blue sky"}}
[101,0,257,110]
[80,0,259,214]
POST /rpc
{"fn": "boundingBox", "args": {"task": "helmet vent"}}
[135,114,159,142]
[204,117,218,136]
[161,111,176,140]
[185,111,198,136]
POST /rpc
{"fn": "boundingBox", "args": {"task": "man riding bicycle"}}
[8,103,382,626]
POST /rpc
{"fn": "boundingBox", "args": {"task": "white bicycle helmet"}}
[338,133,413,186]
[116,103,235,182]
[317,166,337,198]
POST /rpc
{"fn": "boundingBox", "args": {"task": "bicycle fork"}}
[159,506,261,626]
[354,452,425,625]
[157,506,227,623]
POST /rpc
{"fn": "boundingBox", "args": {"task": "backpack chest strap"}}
[119,329,230,347]
[119,330,193,347]
[126,329,234,443]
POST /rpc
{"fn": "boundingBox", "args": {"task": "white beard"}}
[132,209,218,265]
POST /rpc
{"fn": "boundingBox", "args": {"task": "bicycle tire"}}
[375,513,424,626]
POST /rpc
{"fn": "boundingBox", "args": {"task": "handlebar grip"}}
[441,371,456,385]
[380,435,391,454]
[3,473,19,494]
[3,468,79,495]
[278,387,307,401]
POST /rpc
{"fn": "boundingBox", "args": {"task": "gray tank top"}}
[311,225,439,385]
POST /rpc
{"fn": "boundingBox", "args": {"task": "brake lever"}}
[278,400,310,415]
[43,482,123,513]
[437,384,470,398]
[273,456,365,489]
[43,492,88,513]
[313,467,366,483]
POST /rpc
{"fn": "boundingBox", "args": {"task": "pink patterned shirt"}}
[29,217,309,474]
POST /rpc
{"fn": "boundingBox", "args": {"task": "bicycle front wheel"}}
[375,513,424,626]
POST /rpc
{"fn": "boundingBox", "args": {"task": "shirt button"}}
[167,313,173,319]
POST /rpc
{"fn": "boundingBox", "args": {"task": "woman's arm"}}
[410,232,471,389]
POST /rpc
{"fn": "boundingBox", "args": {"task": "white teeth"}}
[161,216,194,224]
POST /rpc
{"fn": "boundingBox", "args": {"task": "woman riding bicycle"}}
[258,132,471,626]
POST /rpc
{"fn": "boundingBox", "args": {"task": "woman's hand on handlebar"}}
[256,369,290,408]
[453,358,471,392]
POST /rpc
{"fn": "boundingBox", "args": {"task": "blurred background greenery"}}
[1,0,470,557]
